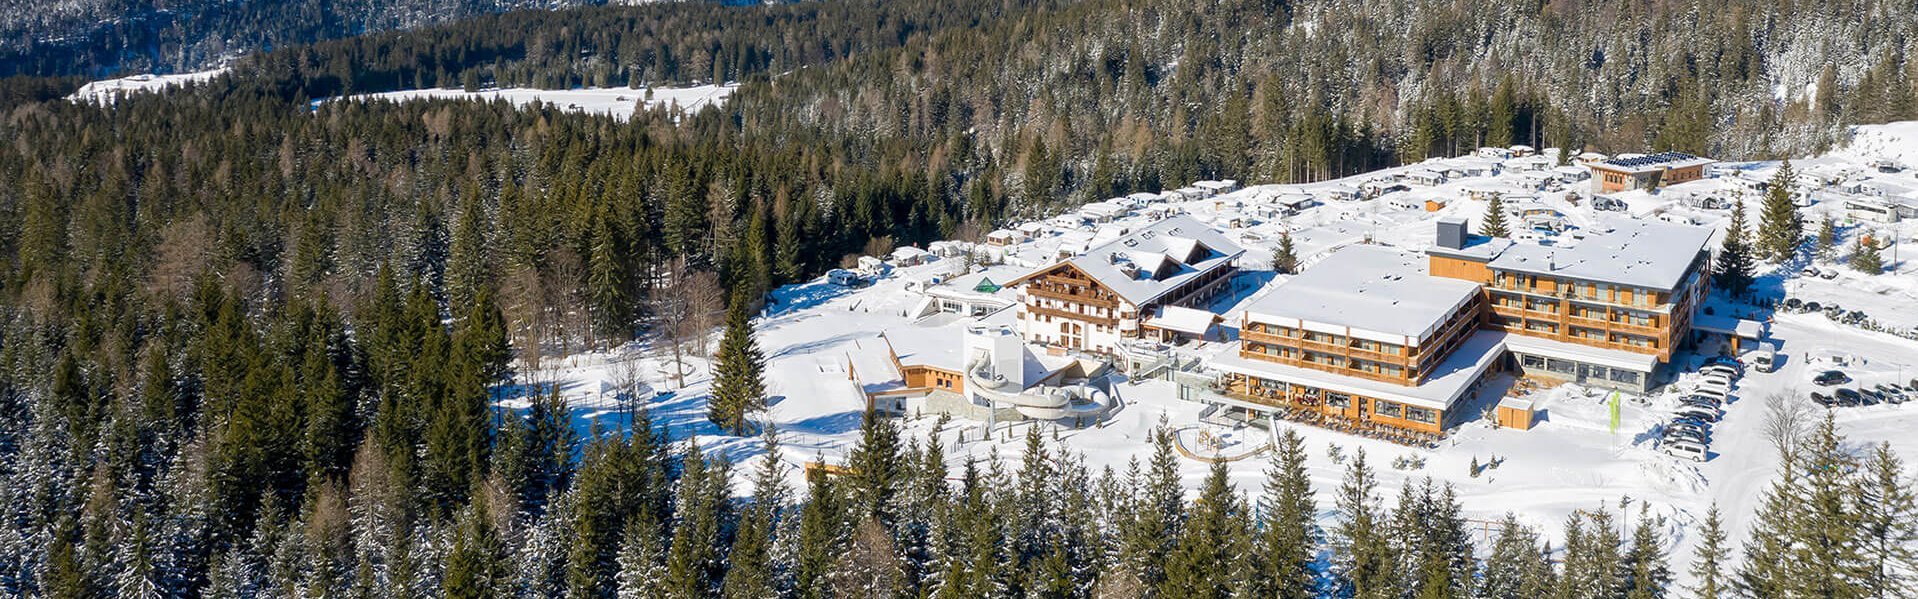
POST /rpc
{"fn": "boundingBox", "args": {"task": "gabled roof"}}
[1007,214,1245,306]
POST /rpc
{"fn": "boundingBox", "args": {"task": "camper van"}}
[1749,344,1779,373]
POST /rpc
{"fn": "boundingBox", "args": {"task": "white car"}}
[1701,364,1741,380]
[1663,440,1708,462]
[1693,387,1730,404]
[1697,379,1733,395]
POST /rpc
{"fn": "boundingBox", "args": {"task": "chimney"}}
[1436,217,1468,250]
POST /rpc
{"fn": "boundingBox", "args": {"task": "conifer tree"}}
[1256,429,1318,599]
[1792,415,1868,598]
[614,520,668,599]
[1480,196,1511,238]
[845,410,906,525]
[1162,462,1252,599]
[1814,215,1839,264]
[1857,443,1918,598]
[1850,234,1886,274]
[1688,505,1729,599]
[663,441,733,599]
[1756,160,1804,262]
[1555,508,1623,599]
[1739,441,1804,597]
[1714,199,1756,295]
[1482,514,1551,599]
[1117,425,1183,592]
[442,498,507,599]
[1621,505,1671,599]
[1334,449,1392,599]
[723,433,788,599]
[708,290,767,436]
[792,473,848,599]
[1271,230,1300,274]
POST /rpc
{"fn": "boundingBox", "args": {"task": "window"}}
[1521,354,1546,369]
[1326,393,1351,409]
[1546,358,1576,375]
[1377,401,1403,418]
[1406,406,1438,424]
[1610,369,1641,385]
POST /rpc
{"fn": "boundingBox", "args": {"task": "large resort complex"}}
[1197,216,1715,438]
[848,153,1742,443]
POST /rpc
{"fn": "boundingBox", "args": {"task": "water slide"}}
[967,361,1113,420]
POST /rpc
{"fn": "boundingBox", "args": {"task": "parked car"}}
[1836,388,1864,406]
[1811,392,1835,407]
[1669,418,1712,434]
[1815,370,1851,386]
[1663,440,1709,462]
[1820,269,1840,279]
[1675,406,1721,423]
[1804,301,1824,312]
[1693,387,1730,404]
[1698,377,1734,394]
[1783,298,1804,312]
[1875,384,1908,404]
[1664,428,1710,445]
[1701,363,1741,379]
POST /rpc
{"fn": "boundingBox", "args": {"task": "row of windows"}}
[1517,354,1644,386]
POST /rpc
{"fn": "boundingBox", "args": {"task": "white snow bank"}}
[332,85,737,121]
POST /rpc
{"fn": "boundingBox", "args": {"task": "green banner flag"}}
[1608,391,1621,434]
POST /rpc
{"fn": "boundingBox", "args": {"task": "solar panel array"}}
[1604,151,1699,168]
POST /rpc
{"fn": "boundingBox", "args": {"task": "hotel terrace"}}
[1190,216,1717,436]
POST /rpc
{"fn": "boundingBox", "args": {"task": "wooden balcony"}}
[1022,304,1119,327]
[1026,285,1118,307]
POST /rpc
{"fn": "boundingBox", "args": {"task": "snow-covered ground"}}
[67,68,230,104]
[330,84,737,120]
[507,124,1918,584]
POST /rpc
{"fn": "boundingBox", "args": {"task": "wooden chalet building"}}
[1005,215,1243,355]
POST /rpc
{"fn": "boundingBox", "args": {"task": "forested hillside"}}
[3,0,1918,596]
[0,0,595,78]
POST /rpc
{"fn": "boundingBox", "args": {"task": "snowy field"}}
[331,85,737,120]
[66,68,230,104]
[507,122,1918,584]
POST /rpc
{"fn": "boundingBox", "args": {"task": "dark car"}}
[1805,301,1823,312]
[1815,370,1851,386]
[1836,388,1864,407]
[1784,298,1804,311]
[1812,392,1835,407]
[1664,430,1710,447]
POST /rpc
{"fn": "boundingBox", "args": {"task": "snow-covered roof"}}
[1244,245,1481,345]
[1209,329,1508,410]
[885,324,967,372]
[1019,214,1245,307]
[1145,305,1219,336]
[1484,216,1712,291]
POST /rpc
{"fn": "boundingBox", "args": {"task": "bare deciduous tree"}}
[648,257,722,387]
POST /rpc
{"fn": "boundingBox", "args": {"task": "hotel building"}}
[1005,215,1244,354]
[1199,216,1716,435]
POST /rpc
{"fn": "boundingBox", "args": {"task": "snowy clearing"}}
[330,84,737,120]
[67,68,230,104]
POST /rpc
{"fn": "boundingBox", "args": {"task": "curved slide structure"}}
[967,362,1113,420]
